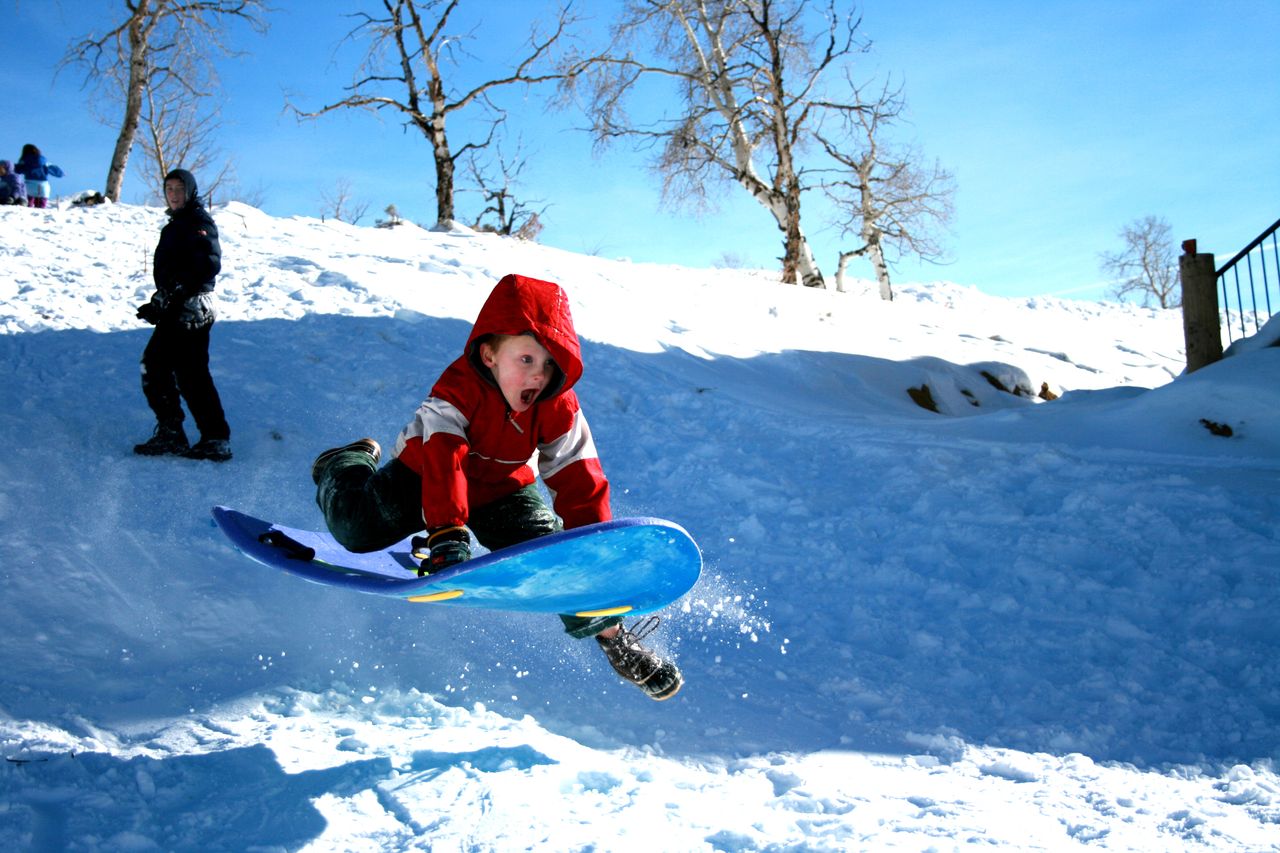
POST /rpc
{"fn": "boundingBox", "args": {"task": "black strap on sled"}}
[258,529,316,562]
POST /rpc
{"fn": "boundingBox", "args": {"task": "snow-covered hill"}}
[1,201,1278,851]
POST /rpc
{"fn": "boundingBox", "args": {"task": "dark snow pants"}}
[315,451,622,639]
[140,321,230,441]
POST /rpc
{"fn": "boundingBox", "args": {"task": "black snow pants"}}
[315,451,621,639]
[140,320,230,441]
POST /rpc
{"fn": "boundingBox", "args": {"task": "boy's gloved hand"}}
[412,526,471,576]
[163,284,190,319]
[135,302,160,324]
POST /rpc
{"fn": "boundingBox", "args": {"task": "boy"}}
[133,168,232,461]
[311,273,683,700]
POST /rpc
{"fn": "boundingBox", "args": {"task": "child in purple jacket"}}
[0,160,26,206]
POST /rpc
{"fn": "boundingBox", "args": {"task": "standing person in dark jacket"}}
[133,168,232,461]
[14,144,62,208]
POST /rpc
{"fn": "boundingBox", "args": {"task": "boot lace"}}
[601,616,664,681]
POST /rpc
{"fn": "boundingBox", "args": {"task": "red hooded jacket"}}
[392,274,611,531]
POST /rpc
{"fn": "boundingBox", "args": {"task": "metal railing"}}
[1217,217,1280,343]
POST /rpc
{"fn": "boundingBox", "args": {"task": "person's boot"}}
[185,437,233,462]
[311,438,381,484]
[596,616,683,701]
[133,422,189,456]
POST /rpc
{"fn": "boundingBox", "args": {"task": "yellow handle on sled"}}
[408,589,465,603]
[574,605,634,618]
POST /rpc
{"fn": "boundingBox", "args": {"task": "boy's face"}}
[164,178,187,211]
[480,335,556,413]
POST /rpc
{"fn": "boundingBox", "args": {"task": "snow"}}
[1,200,1278,851]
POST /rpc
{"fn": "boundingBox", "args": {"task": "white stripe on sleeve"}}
[537,409,598,479]
[394,396,469,456]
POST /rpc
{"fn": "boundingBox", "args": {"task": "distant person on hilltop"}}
[0,160,26,205]
[14,144,62,208]
[133,168,232,462]
[310,274,685,700]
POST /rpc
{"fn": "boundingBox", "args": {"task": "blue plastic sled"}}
[212,506,702,618]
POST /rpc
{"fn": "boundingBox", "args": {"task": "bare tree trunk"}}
[835,251,853,293]
[104,5,151,202]
[789,210,824,287]
[725,158,823,286]
[760,1,822,287]
[834,244,891,299]
[777,200,824,286]
[424,99,454,223]
[407,0,457,225]
[864,231,893,301]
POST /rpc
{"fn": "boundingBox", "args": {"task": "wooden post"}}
[1179,238,1223,373]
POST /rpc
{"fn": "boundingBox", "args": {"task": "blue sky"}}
[7,0,1278,301]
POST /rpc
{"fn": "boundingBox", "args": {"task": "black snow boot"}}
[185,437,232,462]
[597,616,683,701]
[133,422,190,456]
[311,438,381,484]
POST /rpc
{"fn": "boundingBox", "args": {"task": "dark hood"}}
[466,274,584,400]
[164,168,200,211]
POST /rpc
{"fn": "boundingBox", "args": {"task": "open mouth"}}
[520,388,539,406]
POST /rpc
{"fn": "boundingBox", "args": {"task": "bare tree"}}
[137,81,233,202]
[291,0,579,227]
[816,77,954,300]
[567,0,865,287]
[1100,215,1179,308]
[320,177,372,225]
[62,0,270,202]
[466,142,547,239]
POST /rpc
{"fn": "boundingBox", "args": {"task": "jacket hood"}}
[0,160,10,172]
[164,168,200,209]
[466,274,583,399]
